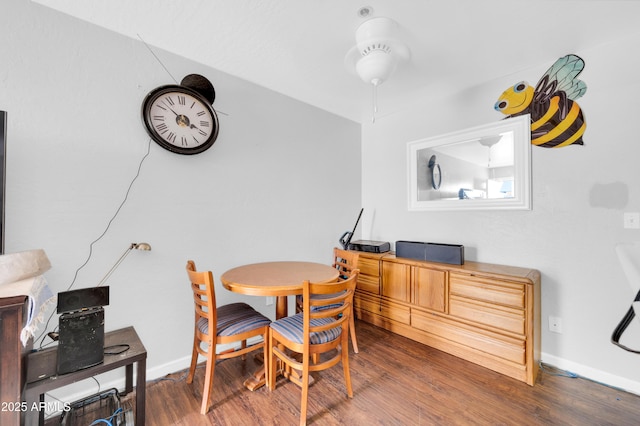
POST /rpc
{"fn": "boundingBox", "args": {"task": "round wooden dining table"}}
[221,261,339,319]
[220,261,339,391]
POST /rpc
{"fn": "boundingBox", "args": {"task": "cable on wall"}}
[137,33,228,116]
[35,138,152,349]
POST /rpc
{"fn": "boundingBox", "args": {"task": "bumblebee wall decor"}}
[494,54,587,148]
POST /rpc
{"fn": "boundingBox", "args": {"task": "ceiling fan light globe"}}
[356,50,397,85]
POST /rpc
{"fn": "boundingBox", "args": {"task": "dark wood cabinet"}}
[0,295,32,426]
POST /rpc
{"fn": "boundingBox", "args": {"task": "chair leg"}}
[299,354,310,426]
[264,329,277,391]
[186,336,199,384]
[200,347,216,415]
[341,337,353,398]
[349,307,359,353]
[241,339,247,360]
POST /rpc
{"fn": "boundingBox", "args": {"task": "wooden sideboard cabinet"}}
[352,252,541,386]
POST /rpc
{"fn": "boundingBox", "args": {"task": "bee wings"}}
[534,54,587,103]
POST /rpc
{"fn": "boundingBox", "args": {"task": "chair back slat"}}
[302,270,359,344]
[333,248,359,279]
[186,260,217,336]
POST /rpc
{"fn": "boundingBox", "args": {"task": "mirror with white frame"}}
[408,114,531,211]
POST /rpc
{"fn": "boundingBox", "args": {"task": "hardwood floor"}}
[135,320,640,425]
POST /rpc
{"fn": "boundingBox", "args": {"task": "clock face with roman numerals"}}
[141,84,219,155]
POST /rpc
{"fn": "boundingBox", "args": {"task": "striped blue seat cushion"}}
[309,291,347,311]
[270,313,341,345]
[197,302,271,337]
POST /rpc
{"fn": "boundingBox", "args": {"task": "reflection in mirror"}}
[408,115,531,211]
[418,131,513,201]
[428,155,442,190]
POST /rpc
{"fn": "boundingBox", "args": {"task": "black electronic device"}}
[57,307,105,375]
[56,287,110,375]
[339,208,363,250]
[57,286,109,314]
[348,240,391,253]
[396,240,464,265]
[26,348,57,383]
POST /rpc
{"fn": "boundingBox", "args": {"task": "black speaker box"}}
[396,240,464,265]
[26,348,57,383]
[57,286,109,314]
[57,307,105,375]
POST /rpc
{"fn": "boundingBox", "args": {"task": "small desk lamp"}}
[97,242,151,287]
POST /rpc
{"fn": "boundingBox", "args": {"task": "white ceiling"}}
[32,0,640,123]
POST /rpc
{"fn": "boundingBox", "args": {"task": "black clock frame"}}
[141,85,219,155]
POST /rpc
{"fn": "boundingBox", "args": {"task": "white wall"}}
[1,0,361,401]
[362,35,640,392]
[5,0,640,405]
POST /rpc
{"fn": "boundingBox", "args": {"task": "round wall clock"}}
[141,77,219,155]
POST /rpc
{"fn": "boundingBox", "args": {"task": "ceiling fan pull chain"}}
[371,82,379,123]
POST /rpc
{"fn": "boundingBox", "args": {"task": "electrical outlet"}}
[266,296,275,306]
[624,212,640,229]
[549,316,563,333]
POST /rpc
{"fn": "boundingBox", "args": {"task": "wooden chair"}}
[296,248,361,353]
[185,260,271,415]
[332,248,360,353]
[267,271,359,426]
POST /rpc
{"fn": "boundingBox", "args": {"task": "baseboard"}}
[542,352,640,395]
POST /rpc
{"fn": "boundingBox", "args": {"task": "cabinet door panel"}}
[412,267,447,313]
[382,261,410,302]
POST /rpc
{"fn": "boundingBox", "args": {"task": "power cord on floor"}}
[539,361,578,378]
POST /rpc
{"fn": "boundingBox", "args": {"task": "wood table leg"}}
[124,363,133,394]
[243,364,267,391]
[275,295,288,320]
[136,358,146,425]
[243,295,290,391]
[244,294,315,391]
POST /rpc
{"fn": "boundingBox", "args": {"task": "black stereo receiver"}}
[348,240,390,253]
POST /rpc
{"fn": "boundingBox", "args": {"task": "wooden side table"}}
[24,326,146,426]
